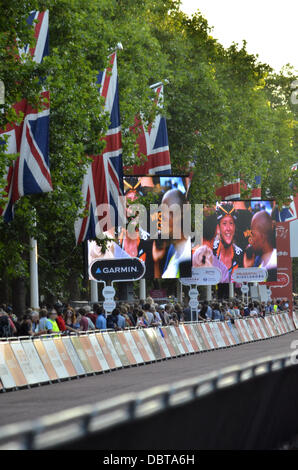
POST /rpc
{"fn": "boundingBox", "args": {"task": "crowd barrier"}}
[0,311,296,392]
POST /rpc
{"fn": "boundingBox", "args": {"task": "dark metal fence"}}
[0,351,298,450]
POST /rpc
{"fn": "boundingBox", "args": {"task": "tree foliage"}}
[0,0,297,306]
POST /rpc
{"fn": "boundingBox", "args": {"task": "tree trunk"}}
[12,278,27,318]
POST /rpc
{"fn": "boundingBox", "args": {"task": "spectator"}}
[39,308,49,332]
[18,314,34,337]
[95,308,107,330]
[45,309,60,334]
[85,304,98,326]
[0,308,13,338]
[63,308,78,329]
[106,309,120,330]
[136,310,147,327]
[143,303,154,326]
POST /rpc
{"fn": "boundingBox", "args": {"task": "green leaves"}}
[0,0,297,302]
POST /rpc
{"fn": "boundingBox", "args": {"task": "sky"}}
[180,0,298,72]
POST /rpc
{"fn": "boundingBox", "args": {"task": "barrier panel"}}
[0,342,20,389]
[0,312,296,394]
[33,338,59,382]
[129,330,152,363]
[154,328,171,359]
[108,332,130,367]
[87,333,110,371]
[53,337,78,378]
[41,337,69,380]
[95,333,118,370]
[10,340,43,386]
[201,323,217,349]
[143,329,163,361]
[136,329,156,362]
[61,337,86,376]
[159,327,178,357]
[78,335,104,373]
[99,332,123,369]
[116,331,138,366]
[123,331,145,364]
[21,339,50,384]
[174,326,190,354]
[182,325,199,352]
[70,336,94,374]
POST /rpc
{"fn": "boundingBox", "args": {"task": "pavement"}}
[0,330,297,427]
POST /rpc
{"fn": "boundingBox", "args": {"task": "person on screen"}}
[250,210,277,281]
[192,244,230,283]
[212,202,243,281]
[152,189,191,278]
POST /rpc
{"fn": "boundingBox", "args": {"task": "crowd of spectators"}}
[0,296,293,338]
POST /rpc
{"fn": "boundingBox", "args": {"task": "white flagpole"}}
[90,280,98,303]
[30,236,39,309]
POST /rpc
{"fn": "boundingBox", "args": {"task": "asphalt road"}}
[0,330,297,427]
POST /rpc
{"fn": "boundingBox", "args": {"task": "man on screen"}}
[250,210,277,281]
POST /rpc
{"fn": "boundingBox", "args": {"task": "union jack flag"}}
[216,175,261,201]
[74,52,123,244]
[215,178,241,201]
[128,83,171,176]
[0,10,52,222]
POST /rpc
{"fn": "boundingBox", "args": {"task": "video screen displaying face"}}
[192,200,277,283]
[88,176,192,279]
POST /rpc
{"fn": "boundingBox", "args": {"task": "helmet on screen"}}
[216,201,237,221]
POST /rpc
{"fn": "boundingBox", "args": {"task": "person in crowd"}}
[0,308,13,337]
[143,303,154,326]
[75,308,95,331]
[163,304,174,325]
[63,307,77,329]
[85,305,98,326]
[106,310,119,330]
[45,309,60,334]
[39,308,49,332]
[56,308,78,334]
[136,310,147,327]
[95,308,107,330]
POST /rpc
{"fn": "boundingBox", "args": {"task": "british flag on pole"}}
[128,83,171,176]
[74,51,123,244]
[0,10,52,222]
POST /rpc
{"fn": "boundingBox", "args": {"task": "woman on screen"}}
[212,202,243,281]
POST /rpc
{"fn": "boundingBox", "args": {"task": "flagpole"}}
[29,221,39,310]
[90,280,98,303]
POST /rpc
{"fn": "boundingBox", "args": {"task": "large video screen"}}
[88,176,192,279]
[192,200,277,283]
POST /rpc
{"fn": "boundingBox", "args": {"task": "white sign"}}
[241,284,249,294]
[103,300,116,313]
[102,286,116,299]
[189,288,199,298]
[233,268,268,283]
[189,299,199,309]
[180,267,221,286]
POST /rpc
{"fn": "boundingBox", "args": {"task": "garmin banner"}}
[89,258,145,282]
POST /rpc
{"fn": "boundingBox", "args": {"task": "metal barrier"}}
[0,351,297,450]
